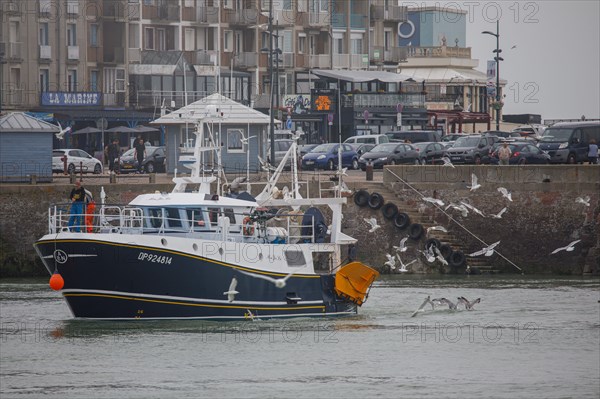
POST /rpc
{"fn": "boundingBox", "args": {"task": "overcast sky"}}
[412,0,600,120]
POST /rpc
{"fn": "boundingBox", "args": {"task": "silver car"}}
[52,149,103,174]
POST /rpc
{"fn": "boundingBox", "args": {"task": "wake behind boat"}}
[34,118,378,321]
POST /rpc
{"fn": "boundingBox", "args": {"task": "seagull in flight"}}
[420,247,436,263]
[433,246,448,266]
[438,298,458,310]
[384,253,397,270]
[257,155,275,172]
[427,225,448,235]
[497,187,513,202]
[467,173,481,191]
[239,270,294,288]
[441,156,455,168]
[393,237,409,253]
[490,207,508,219]
[460,201,485,217]
[240,135,256,145]
[446,203,469,217]
[423,197,445,207]
[364,217,381,233]
[336,167,348,177]
[223,277,239,302]
[457,296,481,310]
[55,122,72,140]
[551,239,581,255]
[576,196,590,207]
[411,296,434,317]
[469,241,501,257]
[396,254,417,272]
[229,176,247,191]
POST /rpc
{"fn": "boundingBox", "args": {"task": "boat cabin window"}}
[186,208,207,230]
[284,250,306,267]
[164,208,183,228]
[208,208,236,225]
[147,208,163,228]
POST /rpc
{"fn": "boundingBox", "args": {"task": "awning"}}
[399,67,507,84]
[312,69,415,83]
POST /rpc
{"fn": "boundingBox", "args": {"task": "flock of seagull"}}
[411,295,481,317]
[372,173,590,273]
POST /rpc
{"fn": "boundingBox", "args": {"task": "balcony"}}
[281,53,294,68]
[408,46,472,59]
[373,47,409,63]
[272,9,296,26]
[128,48,141,63]
[371,5,407,22]
[103,2,127,20]
[67,45,79,60]
[132,90,210,109]
[333,14,367,29]
[195,50,218,65]
[308,12,329,27]
[39,45,51,60]
[157,5,180,21]
[228,8,259,26]
[235,52,258,68]
[0,42,22,60]
[308,54,331,68]
[127,3,140,20]
[333,54,368,70]
[197,6,219,24]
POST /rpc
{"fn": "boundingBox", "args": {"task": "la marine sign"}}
[41,92,102,106]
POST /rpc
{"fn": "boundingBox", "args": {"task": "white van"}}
[344,134,389,145]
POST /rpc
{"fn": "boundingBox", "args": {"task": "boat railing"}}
[47,205,323,244]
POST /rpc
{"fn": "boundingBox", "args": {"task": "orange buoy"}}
[49,273,64,291]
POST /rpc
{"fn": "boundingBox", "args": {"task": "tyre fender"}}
[353,190,370,207]
[393,212,410,230]
[408,223,424,240]
[368,192,384,210]
[449,250,466,267]
[381,202,398,220]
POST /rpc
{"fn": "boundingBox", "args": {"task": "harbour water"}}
[1,275,599,398]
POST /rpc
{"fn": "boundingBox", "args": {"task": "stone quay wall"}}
[0,165,598,277]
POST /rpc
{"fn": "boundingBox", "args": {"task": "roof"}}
[399,67,506,84]
[312,69,415,83]
[151,93,278,125]
[0,112,60,132]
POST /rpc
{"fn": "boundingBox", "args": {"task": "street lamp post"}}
[482,20,503,130]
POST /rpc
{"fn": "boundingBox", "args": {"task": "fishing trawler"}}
[34,117,378,320]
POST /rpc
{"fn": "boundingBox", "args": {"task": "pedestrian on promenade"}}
[498,142,512,165]
[588,139,598,164]
[106,138,120,174]
[68,180,86,232]
[134,138,146,173]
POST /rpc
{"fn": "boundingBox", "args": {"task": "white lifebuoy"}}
[398,20,415,39]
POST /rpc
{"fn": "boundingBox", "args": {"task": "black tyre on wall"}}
[393,212,410,230]
[381,202,398,220]
[354,190,370,207]
[408,223,424,240]
[368,192,384,210]
[449,251,466,267]
[425,238,441,251]
[439,244,453,260]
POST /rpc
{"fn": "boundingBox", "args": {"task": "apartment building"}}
[0,0,491,139]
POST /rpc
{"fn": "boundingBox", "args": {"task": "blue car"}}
[301,143,359,170]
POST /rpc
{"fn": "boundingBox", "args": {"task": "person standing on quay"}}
[68,180,86,232]
[106,138,120,174]
[498,142,512,166]
[134,138,146,173]
[588,139,598,164]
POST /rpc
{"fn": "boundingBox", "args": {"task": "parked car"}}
[118,146,166,173]
[489,141,551,165]
[441,133,467,143]
[537,122,600,164]
[348,143,376,156]
[344,134,389,145]
[298,143,320,158]
[52,149,103,174]
[358,143,419,170]
[301,143,359,170]
[445,134,500,164]
[267,139,294,168]
[511,124,547,138]
[385,130,441,143]
[411,142,448,165]
[484,130,523,139]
